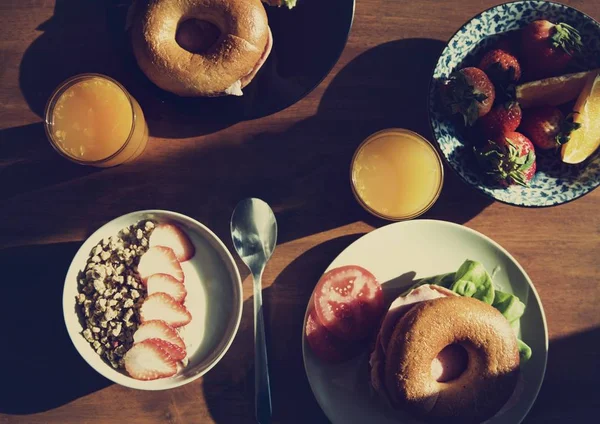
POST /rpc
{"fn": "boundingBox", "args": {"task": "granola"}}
[76,220,156,369]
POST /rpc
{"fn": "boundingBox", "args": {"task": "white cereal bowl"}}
[63,210,243,390]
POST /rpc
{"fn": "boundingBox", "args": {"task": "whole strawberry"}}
[478,102,522,138]
[477,131,536,187]
[479,48,522,83]
[521,20,583,79]
[520,106,582,150]
[441,67,496,126]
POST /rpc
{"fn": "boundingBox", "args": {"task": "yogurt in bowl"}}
[63,210,242,390]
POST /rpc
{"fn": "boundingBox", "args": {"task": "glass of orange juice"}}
[44,74,149,167]
[351,128,444,220]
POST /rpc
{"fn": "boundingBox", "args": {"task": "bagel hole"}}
[431,344,468,382]
[176,19,221,54]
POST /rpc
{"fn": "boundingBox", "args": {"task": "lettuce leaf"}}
[451,260,495,304]
[518,339,532,362]
[415,259,531,363]
[493,290,526,323]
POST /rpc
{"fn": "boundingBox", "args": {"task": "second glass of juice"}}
[350,128,444,220]
[45,74,149,167]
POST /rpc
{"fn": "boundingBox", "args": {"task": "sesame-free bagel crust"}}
[384,296,520,423]
[131,0,270,96]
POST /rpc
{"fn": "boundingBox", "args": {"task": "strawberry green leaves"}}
[551,23,583,56]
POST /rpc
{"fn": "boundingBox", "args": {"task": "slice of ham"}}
[379,285,457,354]
[369,284,457,405]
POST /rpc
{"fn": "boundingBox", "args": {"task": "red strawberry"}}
[520,107,582,150]
[134,320,186,351]
[478,103,522,137]
[521,20,583,79]
[137,246,184,283]
[441,67,496,126]
[149,223,195,262]
[147,273,187,303]
[140,293,192,328]
[477,132,537,187]
[144,338,186,362]
[124,339,177,381]
[479,49,522,83]
[494,31,520,56]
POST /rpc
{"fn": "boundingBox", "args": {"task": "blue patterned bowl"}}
[429,1,600,207]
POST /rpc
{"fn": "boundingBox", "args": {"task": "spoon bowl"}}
[231,198,278,275]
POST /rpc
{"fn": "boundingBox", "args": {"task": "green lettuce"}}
[493,290,526,323]
[451,260,495,304]
[415,259,531,362]
[518,339,532,362]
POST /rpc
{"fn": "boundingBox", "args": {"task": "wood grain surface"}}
[1,0,598,423]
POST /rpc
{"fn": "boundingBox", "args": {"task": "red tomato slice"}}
[305,309,360,363]
[313,265,384,341]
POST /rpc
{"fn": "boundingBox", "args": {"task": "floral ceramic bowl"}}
[429,1,600,207]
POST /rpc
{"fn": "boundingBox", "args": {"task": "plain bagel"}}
[384,296,520,424]
[131,0,272,97]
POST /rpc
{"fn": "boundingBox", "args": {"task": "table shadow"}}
[0,123,101,202]
[202,234,364,423]
[166,38,491,243]
[0,242,112,415]
[18,0,232,137]
[524,327,600,423]
[17,0,355,139]
[4,37,489,252]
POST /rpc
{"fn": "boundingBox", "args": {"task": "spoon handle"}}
[253,273,272,424]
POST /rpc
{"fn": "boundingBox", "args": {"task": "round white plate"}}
[302,220,548,423]
[64,210,242,390]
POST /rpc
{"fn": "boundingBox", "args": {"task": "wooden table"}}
[1,0,598,423]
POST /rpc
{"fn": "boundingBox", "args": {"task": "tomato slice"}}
[305,309,360,363]
[313,265,384,341]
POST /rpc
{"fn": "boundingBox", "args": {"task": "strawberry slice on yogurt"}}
[149,223,195,262]
[124,339,177,381]
[138,246,184,283]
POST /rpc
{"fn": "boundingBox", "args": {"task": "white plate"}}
[63,210,242,390]
[302,220,548,423]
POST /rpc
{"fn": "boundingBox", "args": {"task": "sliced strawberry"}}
[140,293,192,328]
[134,320,186,351]
[145,338,186,362]
[314,265,384,341]
[305,309,361,363]
[137,246,184,283]
[147,273,187,303]
[124,339,177,381]
[149,223,195,262]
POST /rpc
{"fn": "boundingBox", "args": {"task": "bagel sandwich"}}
[131,0,274,97]
[370,260,531,423]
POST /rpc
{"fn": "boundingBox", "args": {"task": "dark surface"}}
[0,243,112,414]
[1,0,599,423]
[19,0,355,138]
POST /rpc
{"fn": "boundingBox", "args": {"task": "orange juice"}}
[45,74,148,167]
[351,129,443,220]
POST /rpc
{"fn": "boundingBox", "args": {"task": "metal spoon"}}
[231,198,277,424]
